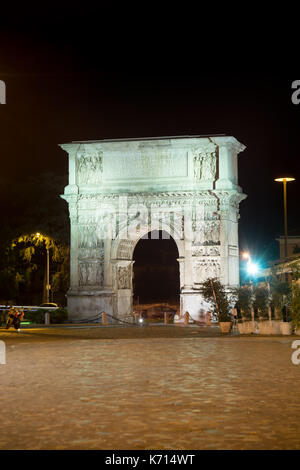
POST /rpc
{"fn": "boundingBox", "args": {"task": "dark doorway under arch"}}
[133,230,180,305]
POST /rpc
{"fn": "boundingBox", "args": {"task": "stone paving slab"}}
[0,326,299,450]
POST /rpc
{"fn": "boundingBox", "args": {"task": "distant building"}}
[277,235,300,260]
[260,233,300,282]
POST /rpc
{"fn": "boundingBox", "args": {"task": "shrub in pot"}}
[200,278,233,333]
[269,277,292,334]
[291,283,300,335]
[252,285,274,334]
[234,286,254,334]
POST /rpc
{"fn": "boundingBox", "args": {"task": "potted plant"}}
[200,278,232,333]
[234,286,254,334]
[269,276,292,335]
[252,284,272,334]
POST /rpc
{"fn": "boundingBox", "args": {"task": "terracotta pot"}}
[219,322,232,333]
[280,322,292,335]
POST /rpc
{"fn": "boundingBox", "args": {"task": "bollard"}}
[164,312,169,324]
[206,311,211,326]
[45,311,50,326]
[102,311,107,326]
[184,311,189,325]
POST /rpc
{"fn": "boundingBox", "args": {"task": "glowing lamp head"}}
[247,262,258,276]
[274,177,295,182]
[242,252,250,260]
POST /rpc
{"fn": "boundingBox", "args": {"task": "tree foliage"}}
[252,285,269,319]
[200,278,232,322]
[234,286,252,320]
[0,173,70,305]
[291,284,300,329]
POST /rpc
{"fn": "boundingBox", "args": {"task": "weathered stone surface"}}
[60,136,246,322]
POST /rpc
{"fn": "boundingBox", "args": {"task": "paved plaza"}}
[0,325,299,450]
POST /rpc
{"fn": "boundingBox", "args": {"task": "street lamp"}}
[274,177,295,259]
[242,252,251,262]
[241,251,259,281]
[36,232,50,303]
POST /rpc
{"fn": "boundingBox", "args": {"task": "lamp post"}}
[36,233,50,303]
[274,177,295,259]
[242,252,257,328]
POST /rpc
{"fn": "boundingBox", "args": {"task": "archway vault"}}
[112,222,185,261]
[132,229,180,306]
[110,224,184,320]
[61,135,247,322]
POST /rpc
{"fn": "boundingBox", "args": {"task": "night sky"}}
[1,11,299,274]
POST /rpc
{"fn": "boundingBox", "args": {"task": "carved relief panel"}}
[193,143,217,181]
[117,265,131,289]
[77,147,103,185]
[79,260,104,287]
[192,258,221,284]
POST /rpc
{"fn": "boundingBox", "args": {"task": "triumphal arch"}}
[60,135,246,322]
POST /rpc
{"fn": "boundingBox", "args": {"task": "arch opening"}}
[132,230,180,314]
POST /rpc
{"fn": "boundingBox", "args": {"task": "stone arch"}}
[111,222,185,261]
[132,229,180,306]
[61,135,246,322]
[111,223,185,320]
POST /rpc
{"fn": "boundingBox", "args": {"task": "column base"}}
[67,289,116,323]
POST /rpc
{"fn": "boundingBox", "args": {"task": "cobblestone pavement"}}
[0,325,299,450]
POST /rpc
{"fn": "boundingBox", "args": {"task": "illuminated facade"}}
[61,136,246,322]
